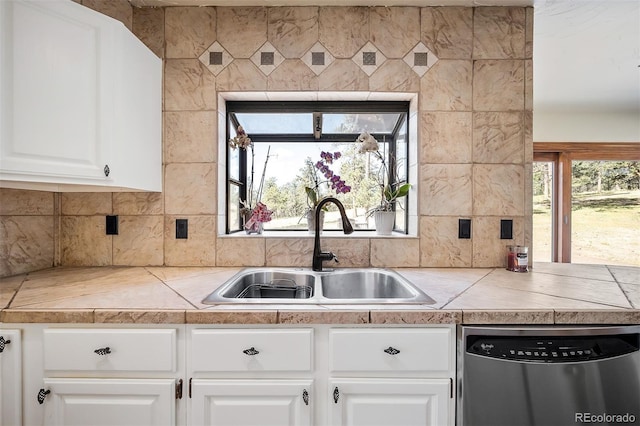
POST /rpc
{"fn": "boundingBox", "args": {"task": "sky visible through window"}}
[234,112,401,185]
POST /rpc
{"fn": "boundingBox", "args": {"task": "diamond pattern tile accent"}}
[250,41,284,76]
[352,42,386,76]
[302,42,335,76]
[198,41,233,76]
[403,42,438,77]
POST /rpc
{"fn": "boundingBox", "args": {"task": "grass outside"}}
[533,190,640,266]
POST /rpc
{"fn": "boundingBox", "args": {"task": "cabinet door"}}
[0,0,111,182]
[0,329,22,426]
[329,378,450,426]
[41,378,175,426]
[190,379,312,426]
[0,0,162,191]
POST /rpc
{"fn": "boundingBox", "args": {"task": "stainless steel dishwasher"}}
[458,325,640,426]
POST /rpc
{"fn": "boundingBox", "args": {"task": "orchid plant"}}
[356,131,411,213]
[304,151,351,210]
[229,126,273,232]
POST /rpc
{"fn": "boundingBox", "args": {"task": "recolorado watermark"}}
[576,412,637,423]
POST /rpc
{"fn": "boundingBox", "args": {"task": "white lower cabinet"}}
[20,325,185,426]
[11,323,454,426]
[187,325,455,426]
[42,378,175,426]
[328,378,450,426]
[0,329,22,426]
[327,327,455,426]
[187,328,315,426]
[191,379,313,426]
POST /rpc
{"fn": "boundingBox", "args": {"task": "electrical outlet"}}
[176,219,188,239]
[500,219,513,239]
[106,215,118,235]
[458,219,471,239]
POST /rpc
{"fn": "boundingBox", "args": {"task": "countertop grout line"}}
[488,284,633,310]
[439,268,495,310]
[607,264,637,309]
[533,269,617,283]
[144,266,199,309]
[3,271,28,309]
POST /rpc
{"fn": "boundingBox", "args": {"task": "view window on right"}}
[533,147,639,266]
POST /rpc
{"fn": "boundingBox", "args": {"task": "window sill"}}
[220,230,417,238]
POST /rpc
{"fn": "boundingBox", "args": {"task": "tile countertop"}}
[0,263,638,325]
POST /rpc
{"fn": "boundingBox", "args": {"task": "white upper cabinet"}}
[0,0,162,192]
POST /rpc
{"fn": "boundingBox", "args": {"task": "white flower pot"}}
[374,210,395,235]
[307,209,325,234]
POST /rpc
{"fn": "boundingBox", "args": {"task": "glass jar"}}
[506,245,516,271]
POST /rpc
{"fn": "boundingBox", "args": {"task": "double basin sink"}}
[202,268,435,305]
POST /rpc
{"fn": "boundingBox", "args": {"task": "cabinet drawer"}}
[191,329,313,373]
[43,329,176,373]
[330,328,452,373]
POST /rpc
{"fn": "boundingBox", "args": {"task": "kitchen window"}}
[225,101,410,234]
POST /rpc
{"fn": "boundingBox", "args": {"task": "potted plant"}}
[229,126,273,234]
[303,152,351,234]
[356,132,411,235]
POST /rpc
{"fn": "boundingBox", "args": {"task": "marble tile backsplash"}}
[0,5,533,277]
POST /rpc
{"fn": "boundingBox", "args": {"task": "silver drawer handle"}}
[384,346,400,355]
[37,389,50,404]
[243,347,259,356]
[94,347,111,356]
[0,336,11,353]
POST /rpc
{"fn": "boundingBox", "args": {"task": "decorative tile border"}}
[198,39,437,80]
[403,42,438,77]
[352,41,387,76]
[302,42,335,76]
[198,41,233,76]
[250,41,284,76]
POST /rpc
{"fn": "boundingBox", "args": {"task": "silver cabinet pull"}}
[0,336,11,353]
[94,347,111,355]
[37,389,50,404]
[243,347,259,356]
[384,346,400,355]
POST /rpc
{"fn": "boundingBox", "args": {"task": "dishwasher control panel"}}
[466,333,639,362]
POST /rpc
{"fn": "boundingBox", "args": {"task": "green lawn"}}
[533,190,640,266]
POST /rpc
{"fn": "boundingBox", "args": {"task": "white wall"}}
[533,0,640,142]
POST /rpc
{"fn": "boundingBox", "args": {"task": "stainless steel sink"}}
[320,269,434,304]
[201,269,316,304]
[202,268,435,305]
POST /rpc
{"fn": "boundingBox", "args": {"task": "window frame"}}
[533,142,640,262]
[225,101,411,234]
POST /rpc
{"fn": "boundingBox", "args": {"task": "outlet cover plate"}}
[500,219,513,239]
[458,219,471,239]
[176,219,188,239]
[106,215,118,235]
